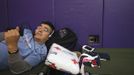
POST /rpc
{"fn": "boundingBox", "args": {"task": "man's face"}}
[34,23,52,43]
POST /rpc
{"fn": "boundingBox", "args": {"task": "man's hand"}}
[4,26,20,53]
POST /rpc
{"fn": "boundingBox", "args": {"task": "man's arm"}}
[4,27,32,74]
[5,27,46,74]
[0,32,4,41]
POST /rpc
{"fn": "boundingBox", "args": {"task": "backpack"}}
[46,27,78,51]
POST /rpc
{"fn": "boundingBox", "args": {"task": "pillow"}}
[45,43,80,74]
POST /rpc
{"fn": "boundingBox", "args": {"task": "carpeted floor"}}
[87,48,134,75]
[0,48,134,75]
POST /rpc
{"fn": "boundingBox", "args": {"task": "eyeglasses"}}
[38,24,51,34]
[44,28,49,32]
[43,27,52,35]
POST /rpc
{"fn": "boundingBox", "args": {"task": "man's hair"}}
[41,21,55,33]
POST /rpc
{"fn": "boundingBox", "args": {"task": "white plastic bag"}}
[45,43,80,74]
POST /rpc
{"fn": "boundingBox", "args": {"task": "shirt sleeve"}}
[24,51,46,67]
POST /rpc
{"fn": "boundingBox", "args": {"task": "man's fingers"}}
[16,26,20,31]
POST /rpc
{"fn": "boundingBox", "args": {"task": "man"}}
[0,21,55,74]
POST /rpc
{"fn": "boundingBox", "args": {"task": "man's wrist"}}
[7,45,18,54]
